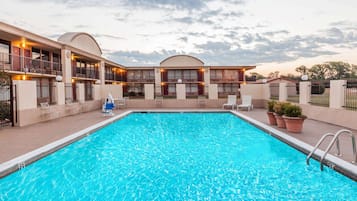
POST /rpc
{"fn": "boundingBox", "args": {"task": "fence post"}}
[208,84,218,99]
[76,83,85,103]
[144,84,154,100]
[55,82,65,105]
[279,83,287,101]
[330,80,346,109]
[299,81,311,104]
[176,84,186,100]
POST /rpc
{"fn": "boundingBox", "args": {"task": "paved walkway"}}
[0,109,356,166]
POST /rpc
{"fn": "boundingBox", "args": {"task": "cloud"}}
[93,33,125,40]
[121,0,207,10]
[105,49,183,65]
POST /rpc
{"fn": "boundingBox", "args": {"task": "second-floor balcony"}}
[0,52,62,75]
[72,66,99,79]
[105,73,126,82]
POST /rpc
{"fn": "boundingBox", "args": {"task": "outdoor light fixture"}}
[177,79,182,83]
[55,75,63,82]
[301,75,308,81]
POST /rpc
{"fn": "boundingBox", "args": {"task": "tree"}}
[249,72,265,80]
[268,71,280,78]
[325,61,351,79]
[295,65,307,76]
[351,64,357,78]
[308,64,328,80]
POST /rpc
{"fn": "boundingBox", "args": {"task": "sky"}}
[1,0,357,76]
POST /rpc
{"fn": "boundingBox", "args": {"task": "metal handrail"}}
[306,132,337,165]
[306,129,357,171]
[320,129,356,170]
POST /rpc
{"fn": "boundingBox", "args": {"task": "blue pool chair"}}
[103,102,115,116]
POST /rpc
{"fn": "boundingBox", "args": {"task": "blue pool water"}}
[0,112,356,200]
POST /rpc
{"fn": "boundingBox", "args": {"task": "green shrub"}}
[273,102,291,116]
[267,100,276,112]
[284,105,301,117]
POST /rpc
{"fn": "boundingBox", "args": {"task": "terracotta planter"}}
[283,116,305,133]
[274,114,286,128]
[267,112,277,125]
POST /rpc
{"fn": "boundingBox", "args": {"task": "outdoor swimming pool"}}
[0,112,356,200]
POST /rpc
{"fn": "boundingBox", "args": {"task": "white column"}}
[144,84,155,100]
[93,84,101,101]
[99,61,105,86]
[76,83,85,103]
[330,80,346,109]
[55,82,65,105]
[61,49,72,84]
[208,84,218,99]
[279,82,287,101]
[154,68,162,96]
[299,81,311,104]
[204,68,210,96]
[176,84,186,100]
[13,80,37,110]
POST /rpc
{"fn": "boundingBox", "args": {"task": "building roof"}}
[58,32,102,56]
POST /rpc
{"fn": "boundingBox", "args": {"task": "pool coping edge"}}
[0,111,132,178]
[231,110,357,181]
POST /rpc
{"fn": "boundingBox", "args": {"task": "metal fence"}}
[286,83,299,103]
[344,81,357,111]
[269,83,279,100]
[309,81,329,107]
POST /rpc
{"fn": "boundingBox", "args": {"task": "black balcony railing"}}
[0,52,62,75]
[72,67,99,79]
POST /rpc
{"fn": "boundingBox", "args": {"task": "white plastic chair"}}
[237,95,254,111]
[222,95,237,109]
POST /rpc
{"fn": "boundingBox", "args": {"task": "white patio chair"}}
[222,95,237,109]
[237,95,254,111]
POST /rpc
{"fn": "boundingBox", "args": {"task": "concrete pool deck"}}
[0,108,356,178]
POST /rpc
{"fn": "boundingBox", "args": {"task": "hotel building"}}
[0,21,255,127]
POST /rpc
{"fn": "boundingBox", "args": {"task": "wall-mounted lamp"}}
[301,75,308,81]
[177,79,182,83]
[55,75,63,82]
[71,78,75,83]
[22,75,26,80]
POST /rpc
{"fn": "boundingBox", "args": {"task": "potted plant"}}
[266,100,277,125]
[283,104,307,133]
[273,102,291,128]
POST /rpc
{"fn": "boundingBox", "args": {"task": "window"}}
[186,83,198,96]
[223,70,238,81]
[168,84,176,95]
[32,48,41,60]
[142,70,154,81]
[210,70,223,81]
[0,40,10,63]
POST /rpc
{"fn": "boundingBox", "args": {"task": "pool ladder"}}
[306,129,357,170]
